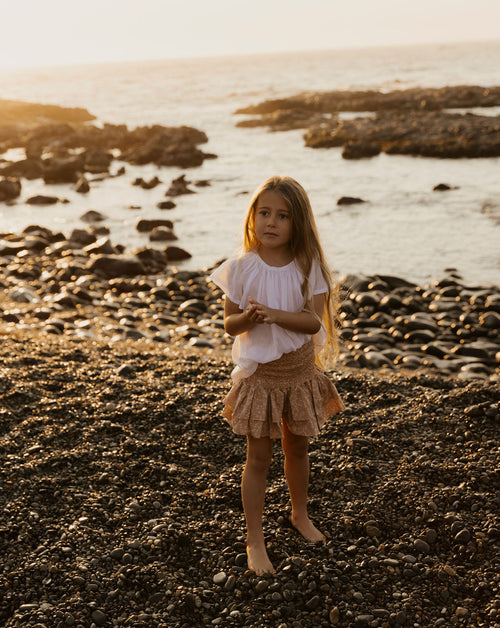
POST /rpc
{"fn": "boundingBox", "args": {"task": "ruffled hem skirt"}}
[223,340,344,439]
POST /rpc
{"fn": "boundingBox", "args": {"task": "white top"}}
[210,251,328,382]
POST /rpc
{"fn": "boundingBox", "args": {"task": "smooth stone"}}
[213,571,227,586]
[454,528,471,544]
[255,579,269,593]
[414,538,430,553]
[91,610,107,626]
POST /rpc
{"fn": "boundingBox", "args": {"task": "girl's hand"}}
[248,297,277,325]
[244,298,265,324]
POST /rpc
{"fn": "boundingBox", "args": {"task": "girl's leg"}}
[282,420,325,543]
[241,435,275,574]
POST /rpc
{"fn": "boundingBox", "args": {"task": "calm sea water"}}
[1,41,500,284]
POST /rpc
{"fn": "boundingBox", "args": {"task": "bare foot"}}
[290,514,325,543]
[246,542,275,575]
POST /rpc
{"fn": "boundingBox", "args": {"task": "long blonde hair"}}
[243,175,341,363]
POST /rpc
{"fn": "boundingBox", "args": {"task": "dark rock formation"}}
[304,110,500,158]
[0,100,216,180]
[236,85,500,116]
[235,85,500,160]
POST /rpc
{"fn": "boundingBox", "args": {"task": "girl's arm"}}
[223,296,262,336]
[249,293,324,335]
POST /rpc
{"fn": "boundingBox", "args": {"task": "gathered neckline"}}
[254,251,295,270]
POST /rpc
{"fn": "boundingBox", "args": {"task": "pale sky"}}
[1,0,499,69]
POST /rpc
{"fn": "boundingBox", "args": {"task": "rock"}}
[26,194,60,205]
[237,86,500,158]
[337,196,366,206]
[84,149,112,173]
[342,141,381,159]
[42,156,84,183]
[133,247,168,273]
[414,538,430,553]
[164,246,191,261]
[149,227,178,242]
[132,176,161,189]
[87,255,145,278]
[330,606,340,624]
[117,364,135,378]
[454,528,471,544]
[255,579,269,593]
[433,183,452,191]
[157,200,176,210]
[136,218,174,233]
[479,311,500,329]
[0,177,21,201]
[213,571,227,586]
[91,609,107,626]
[80,210,107,223]
[75,176,90,193]
[69,229,97,247]
[0,158,44,179]
[165,174,195,196]
[365,524,382,537]
[84,237,118,255]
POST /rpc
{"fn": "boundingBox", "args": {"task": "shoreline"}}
[0,224,499,382]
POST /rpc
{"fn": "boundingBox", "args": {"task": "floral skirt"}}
[223,340,344,439]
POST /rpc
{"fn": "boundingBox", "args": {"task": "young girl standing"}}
[210,176,344,575]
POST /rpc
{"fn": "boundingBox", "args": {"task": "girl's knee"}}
[283,432,309,459]
[246,438,273,472]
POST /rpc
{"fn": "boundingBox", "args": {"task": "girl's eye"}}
[279,214,289,220]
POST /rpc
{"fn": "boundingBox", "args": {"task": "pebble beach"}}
[1,78,499,626]
[0,226,499,626]
[0,327,498,628]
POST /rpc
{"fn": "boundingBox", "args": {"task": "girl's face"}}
[254,190,292,252]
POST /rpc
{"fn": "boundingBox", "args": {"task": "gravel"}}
[0,330,498,627]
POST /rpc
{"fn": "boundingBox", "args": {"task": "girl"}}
[210,176,344,575]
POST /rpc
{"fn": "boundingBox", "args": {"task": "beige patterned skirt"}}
[223,340,344,439]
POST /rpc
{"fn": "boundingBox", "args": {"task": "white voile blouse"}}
[209,251,328,382]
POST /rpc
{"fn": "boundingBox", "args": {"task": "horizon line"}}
[1,37,499,74]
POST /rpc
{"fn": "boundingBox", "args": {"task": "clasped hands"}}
[244,296,278,325]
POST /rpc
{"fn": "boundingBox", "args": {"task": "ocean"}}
[1,40,500,285]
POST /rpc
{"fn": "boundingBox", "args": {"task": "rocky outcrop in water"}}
[235,85,500,159]
[0,100,216,189]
